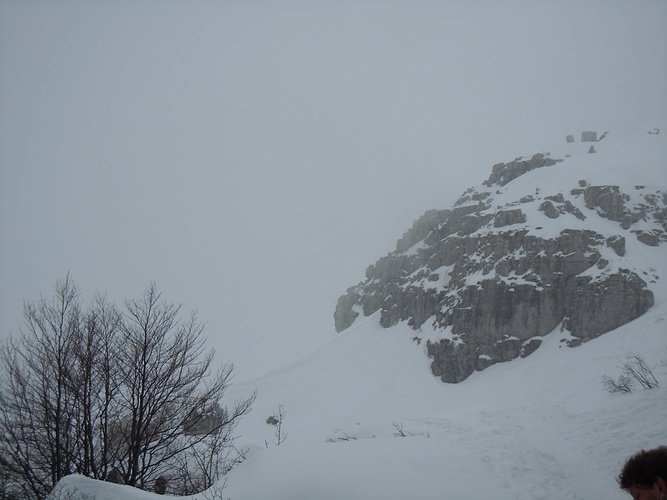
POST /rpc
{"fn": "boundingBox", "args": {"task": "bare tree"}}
[170,426,249,495]
[0,277,254,499]
[0,275,81,498]
[68,292,123,481]
[112,282,255,490]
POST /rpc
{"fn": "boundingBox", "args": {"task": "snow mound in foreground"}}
[48,474,199,499]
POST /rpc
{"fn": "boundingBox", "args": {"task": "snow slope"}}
[53,310,667,500]
[53,126,666,499]
[221,308,666,500]
[60,306,667,500]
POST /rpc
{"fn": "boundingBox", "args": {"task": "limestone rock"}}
[563,270,654,341]
[635,230,662,246]
[483,153,562,187]
[334,137,664,383]
[494,209,526,227]
[605,235,626,256]
[334,293,360,333]
[581,131,598,142]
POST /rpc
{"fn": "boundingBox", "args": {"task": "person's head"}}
[618,447,667,500]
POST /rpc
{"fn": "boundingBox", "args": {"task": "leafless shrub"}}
[392,421,429,438]
[326,429,358,443]
[602,373,634,393]
[623,353,659,389]
[602,353,659,393]
[266,405,288,446]
[392,421,409,437]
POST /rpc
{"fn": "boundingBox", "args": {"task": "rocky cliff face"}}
[334,128,666,383]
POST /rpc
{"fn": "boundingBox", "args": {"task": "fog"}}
[1,0,665,381]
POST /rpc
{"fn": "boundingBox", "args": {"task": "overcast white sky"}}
[1,0,666,381]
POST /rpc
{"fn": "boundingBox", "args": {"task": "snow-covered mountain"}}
[336,126,666,382]
[52,127,667,499]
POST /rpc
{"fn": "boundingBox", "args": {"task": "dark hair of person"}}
[618,446,667,490]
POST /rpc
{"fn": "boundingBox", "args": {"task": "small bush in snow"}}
[602,353,659,393]
[602,372,634,393]
[392,421,429,438]
[325,429,358,443]
[266,405,288,446]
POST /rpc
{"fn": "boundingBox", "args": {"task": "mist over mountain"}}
[335,125,666,382]
[4,0,665,497]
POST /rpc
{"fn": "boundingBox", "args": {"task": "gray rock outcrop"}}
[482,153,561,187]
[581,131,598,142]
[334,142,664,383]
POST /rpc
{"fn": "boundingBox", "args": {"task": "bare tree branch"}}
[0,277,254,498]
